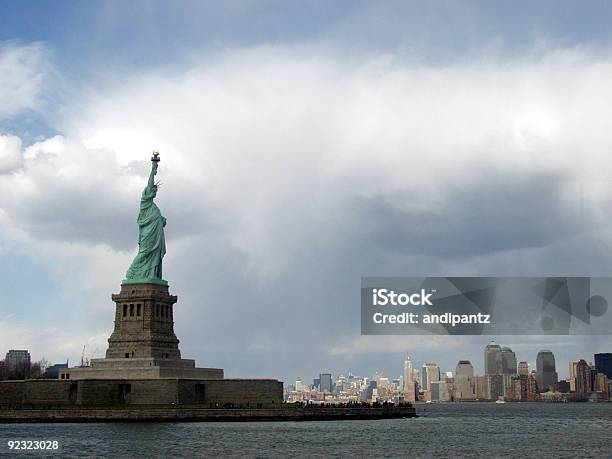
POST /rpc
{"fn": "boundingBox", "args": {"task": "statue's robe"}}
[125,185,166,281]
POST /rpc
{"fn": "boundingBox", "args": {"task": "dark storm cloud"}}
[352,170,580,259]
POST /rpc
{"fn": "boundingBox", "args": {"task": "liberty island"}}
[0,152,415,422]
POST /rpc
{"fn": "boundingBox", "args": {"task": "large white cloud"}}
[0,135,23,173]
[3,45,612,378]
[52,47,612,274]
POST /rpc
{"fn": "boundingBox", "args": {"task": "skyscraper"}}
[594,353,612,379]
[454,360,475,400]
[422,363,440,391]
[486,374,504,400]
[595,372,609,395]
[484,342,502,375]
[535,350,558,392]
[501,347,517,375]
[474,375,486,399]
[403,355,413,391]
[421,365,428,390]
[575,360,592,395]
[412,368,420,386]
[319,373,333,393]
[430,381,451,402]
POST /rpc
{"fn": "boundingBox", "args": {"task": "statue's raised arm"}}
[123,151,168,285]
[144,151,160,197]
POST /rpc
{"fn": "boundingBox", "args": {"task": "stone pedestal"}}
[107,283,180,359]
[60,283,223,380]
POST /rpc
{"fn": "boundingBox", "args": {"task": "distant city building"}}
[535,350,558,392]
[421,365,428,390]
[422,363,440,391]
[595,373,609,399]
[0,361,6,381]
[44,363,68,379]
[403,355,413,392]
[404,381,417,402]
[5,350,31,380]
[485,374,504,400]
[594,353,612,379]
[335,375,348,392]
[454,360,475,400]
[430,381,451,402]
[518,361,529,375]
[575,360,592,395]
[569,361,579,380]
[509,374,538,401]
[558,380,571,393]
[484,342,502,375]
[295,378,307,392]
[412,368,420,386]
[363,380,377,401]
[501,347,517,375]
[319,373,333,393]
[474,375,486,399]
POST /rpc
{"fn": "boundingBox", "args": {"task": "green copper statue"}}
[123,151,168,285]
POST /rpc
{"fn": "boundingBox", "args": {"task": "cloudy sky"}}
[1,1,612,383]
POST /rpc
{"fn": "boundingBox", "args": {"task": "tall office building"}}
[363,380,377,402]
[404,382,417,402]
[486,374,504,400]
[595,373,609,395]
[403,355,413,391]
[412,369,420,386]
[509,374,539,401]
[501,347,517,375]
[421,365,428,390]
[454,360,475,400]
[422,363,440,391]
[430,381,451,402]
[569,361,579,379]
[518,361,529,375]
[484,342,502,375]
[5,350,31,380]
[474,375,486,399]
[319,373,333,393]
[535,350,558,392]
[575,360,592,395]
[594,353,612,379]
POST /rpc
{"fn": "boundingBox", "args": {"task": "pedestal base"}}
[60,358,224,380]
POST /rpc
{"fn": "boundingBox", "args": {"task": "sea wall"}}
[0,378,283,409]
[0,405,417,422]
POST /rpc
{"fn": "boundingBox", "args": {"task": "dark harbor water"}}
[1,403,611,458]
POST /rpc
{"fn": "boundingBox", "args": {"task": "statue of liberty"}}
[123,151,167,285]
